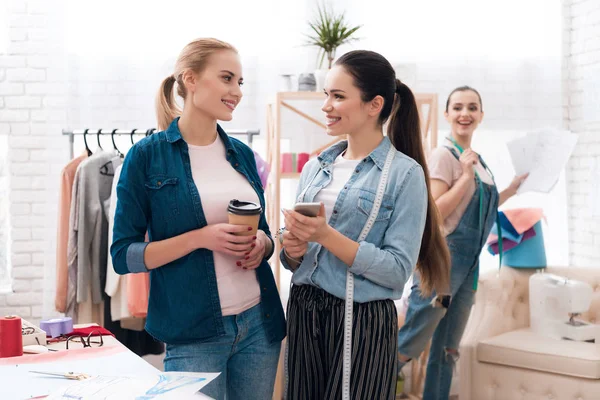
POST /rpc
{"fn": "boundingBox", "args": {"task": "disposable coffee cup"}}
[228,199,262,236]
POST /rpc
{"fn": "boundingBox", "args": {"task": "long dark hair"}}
[335,50,450,296]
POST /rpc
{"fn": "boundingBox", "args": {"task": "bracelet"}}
[276,227,286,245]
[283,248,303,264]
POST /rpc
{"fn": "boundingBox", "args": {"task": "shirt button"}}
[333,210,338,214]
[262,287,267,291]
[235,163,239,167]
[313,262,317,266]
[157,181,162,186]
[344,186,348,190]
[265,313,270,318]
[355,169,359,173]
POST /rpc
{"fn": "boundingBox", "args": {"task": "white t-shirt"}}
[188,135,261,316]
[314,153,361,222]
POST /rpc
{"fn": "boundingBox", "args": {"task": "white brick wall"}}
[564,0,600,267]
[0,0,67,324]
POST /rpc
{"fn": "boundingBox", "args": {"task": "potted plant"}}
[305,3,362,90]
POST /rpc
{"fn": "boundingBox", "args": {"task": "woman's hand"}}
[196,223,256,258]
[459,149,479,178]
[239,230,269,270]
[283,203,331,244]
[282,230,308,259]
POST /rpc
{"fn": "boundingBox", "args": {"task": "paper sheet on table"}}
[45,372,219,400]
[507,130,578,194]
[0,345,160,399]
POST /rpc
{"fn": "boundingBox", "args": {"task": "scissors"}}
[30,370,91,380]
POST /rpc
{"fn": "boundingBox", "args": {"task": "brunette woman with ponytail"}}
[279,50,450,400]
[110,38,284,400]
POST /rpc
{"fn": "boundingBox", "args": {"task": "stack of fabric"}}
[487,208,547,268]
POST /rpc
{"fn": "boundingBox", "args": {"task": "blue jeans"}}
[163,303,281,400]
[397,252,477,400]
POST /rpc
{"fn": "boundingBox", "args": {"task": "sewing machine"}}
[530,272,598,342]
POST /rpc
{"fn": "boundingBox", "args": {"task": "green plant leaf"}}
[304,2,362,68]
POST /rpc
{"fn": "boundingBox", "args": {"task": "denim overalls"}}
[397,147,499,400]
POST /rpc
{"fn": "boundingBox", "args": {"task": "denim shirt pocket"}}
[145,175,180,231]
[357,189,394,221]
[356,189,394,244]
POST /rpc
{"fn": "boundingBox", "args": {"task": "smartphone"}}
[293,202,321,217]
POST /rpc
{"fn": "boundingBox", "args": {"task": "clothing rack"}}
[62,128,260,159]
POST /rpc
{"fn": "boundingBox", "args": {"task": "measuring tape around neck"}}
[445,136,503,286]
[341,145,396,399]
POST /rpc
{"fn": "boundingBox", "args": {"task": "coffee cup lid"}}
[228,199,262,215]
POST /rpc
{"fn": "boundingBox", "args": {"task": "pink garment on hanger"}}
[55,152,88,313]
[127,273,150,318]
[502,208,544,234]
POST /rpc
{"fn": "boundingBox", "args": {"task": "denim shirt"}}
[280,137,428,303]
[111,118,286,345]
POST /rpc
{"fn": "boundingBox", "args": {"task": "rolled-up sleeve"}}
[349,164,428,291]
[110,144,150,275]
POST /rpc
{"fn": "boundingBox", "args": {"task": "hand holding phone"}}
[293,202,321,217]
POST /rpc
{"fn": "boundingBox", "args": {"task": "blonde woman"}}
[111,38,284,400]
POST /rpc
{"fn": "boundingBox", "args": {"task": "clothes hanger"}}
[111,129,123,158]
[96,129,103,151]
[83,128,92,156]
[130,129,137,145]
[98,128,115,176]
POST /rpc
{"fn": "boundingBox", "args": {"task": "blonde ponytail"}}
[155,75,180,131]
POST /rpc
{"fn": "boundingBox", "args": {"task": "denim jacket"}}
[280,136,427,303]
[111,118,286,345]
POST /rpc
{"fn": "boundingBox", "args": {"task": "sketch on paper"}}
[46,372,219,400]
[507,129,578,195]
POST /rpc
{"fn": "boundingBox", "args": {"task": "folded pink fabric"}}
[502,208,544,234]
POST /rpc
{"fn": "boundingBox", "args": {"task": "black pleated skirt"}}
[286,284,398,400]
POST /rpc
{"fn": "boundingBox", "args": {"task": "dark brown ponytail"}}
[390,79,450,296]
[335,51,450,296]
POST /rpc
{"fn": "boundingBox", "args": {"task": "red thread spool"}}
[0,315,23,358]
[297,153,309,173]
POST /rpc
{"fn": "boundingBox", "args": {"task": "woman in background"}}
[396,86,528,400]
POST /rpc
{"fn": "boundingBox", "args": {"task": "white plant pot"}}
[314,69,329,92]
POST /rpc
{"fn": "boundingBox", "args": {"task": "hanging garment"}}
[66,151,121,323]
[55,152,88,313]
[103,295,164,357]
[104,163,132,321]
